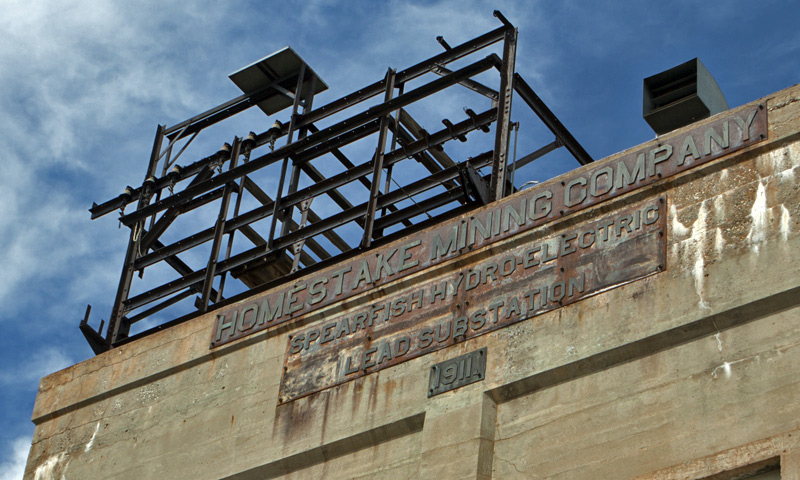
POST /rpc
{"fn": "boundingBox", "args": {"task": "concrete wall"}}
[25,82,800,479]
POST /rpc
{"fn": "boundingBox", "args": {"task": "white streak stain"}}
[778,163,796,183]
[690,202,708,309]
[714,333,723,353]
[772,145,797,182]
[33,452,67,480]
[673,201,713,308]
[85,422,100,452]
[712,361,732,379]
[711,355,760,379]
[713,195,726,223]
[791,142,800,167]
[714,227,725,256]
[780,205,791,242]
[746,181,769,254]
[670,204,689,236]
[693,255,707,309]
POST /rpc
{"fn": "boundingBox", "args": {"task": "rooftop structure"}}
[24,10,800,480]
[81,11,593,354]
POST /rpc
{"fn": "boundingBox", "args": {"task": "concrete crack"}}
[494,453,540,478]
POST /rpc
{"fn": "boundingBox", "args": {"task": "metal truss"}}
[81,11,593,354]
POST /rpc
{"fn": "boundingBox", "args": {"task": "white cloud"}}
[0,436,30,480]
[0,0,240,315]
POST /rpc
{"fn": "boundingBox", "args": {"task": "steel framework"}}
[81,11,593,354]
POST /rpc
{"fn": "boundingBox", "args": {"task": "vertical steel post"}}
[361,69,396,249]
[289,198,313,273]
[374,82,404,239]
[216,141,249,303]
[199,183,234,311]
[281,75,317,238]
[200,138,239,311]
[107,124,165,344]
[490,26,517,201]
[380,83,404,216]
[268,64,306,249]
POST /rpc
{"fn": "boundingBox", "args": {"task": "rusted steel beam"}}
[138,165,217,252]
[374,187,463,231]
[124,155,486,315]
[199,182,235,311]
[126,171,448,312]
[217,142,249,303]
[242,177,339,259]
[461,162,491,204]
[373,152,493,230]
[106,124,165,344]
[155,239,221,301]
[391,123,443,170]
[285,121,380,167]
[297,162,355,211]
[513,73,593,166]
[282,74,317,241]
[514,139,562,171]
[275,64,309,244]
[79,305,108,355]
[163,72,298,139]
[295,25,508,128]
[95,51,497,223]
[302,124,413,228]
[123,273,203,313]
[116,56,500,227]
[89,145,233,220]
[119,117,376,242]
[238,224,266,247]
[390,119,461,194]
[398,109,457,169]
[430,64,499,100]
[126,289,194,325]
[131,107,494,275]
[278,108,497,214]
[133,200,274,270]
[304,210,350,254]
[379,81,405,228]
[237,224,318,267]
[490,27,517,201]
[263,151,491,254]
[268,64,308,249]
[110,118,376,227]
[382,151,492,206]
[200,139,242,310]
[362,69,396,248]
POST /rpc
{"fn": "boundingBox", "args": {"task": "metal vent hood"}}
[643,58,728,135]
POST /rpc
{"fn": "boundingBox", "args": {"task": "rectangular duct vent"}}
[643,58,728,135]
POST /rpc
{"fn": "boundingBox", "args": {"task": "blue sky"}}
[1,1,798,477]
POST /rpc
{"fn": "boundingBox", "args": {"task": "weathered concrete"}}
[25,82,800,479]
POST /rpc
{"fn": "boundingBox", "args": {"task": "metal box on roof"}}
[643,58,728,135]
[229,46,328,116]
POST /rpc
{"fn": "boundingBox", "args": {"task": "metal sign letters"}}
[278,198,667,402]
[211,102,766,350]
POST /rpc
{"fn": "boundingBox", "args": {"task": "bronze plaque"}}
[211,102,764,349]
[428,348,487,397]
[278,197,667,403]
